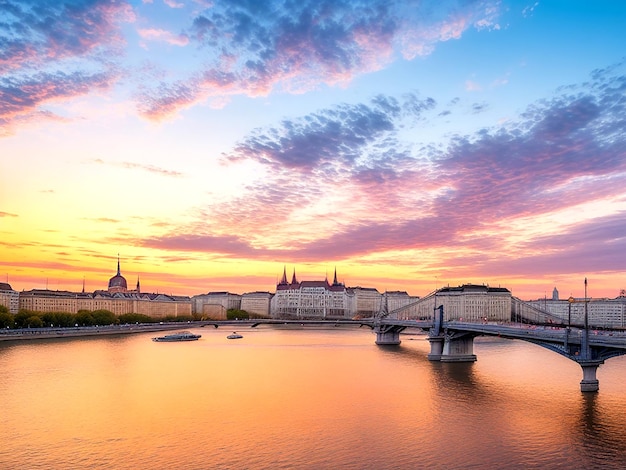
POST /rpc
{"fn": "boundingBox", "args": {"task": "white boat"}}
[227,332,243,339]
[152,331,201,342]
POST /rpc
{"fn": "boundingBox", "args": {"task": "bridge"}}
[3,290,625,392]
[201,305,626,393]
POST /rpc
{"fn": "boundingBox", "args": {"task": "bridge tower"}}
[373,292,405,345]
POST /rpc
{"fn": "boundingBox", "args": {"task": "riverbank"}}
[0,322,202,342]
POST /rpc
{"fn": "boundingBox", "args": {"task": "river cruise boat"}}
[152,331,201,342]
[227,332,243,339]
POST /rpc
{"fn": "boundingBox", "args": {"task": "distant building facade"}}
[348,287,380,318]
[271,268,349,318]
[0,282,19,314]
[528,288,626,328]
[241,291,273,318]
[270,268,419,319]
[394,284,512,322]
[17,259,191,318]
[191,292,242,319]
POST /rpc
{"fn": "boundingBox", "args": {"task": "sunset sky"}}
[1,0,626,300]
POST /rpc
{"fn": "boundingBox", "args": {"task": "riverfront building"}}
[528,288,626,329]
[0,282,19,314]
[17,260,191,318]
[394,284,514,322]
[241,291,273,318]
[271,268,349,318]
[191,292,242,319]
[270,268,419,319]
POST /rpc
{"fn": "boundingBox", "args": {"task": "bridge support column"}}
[579,361,603,393]
[440,335,477,363]
[427,336,444,361]
[374,325,402,345]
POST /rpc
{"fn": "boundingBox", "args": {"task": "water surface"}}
[1,327,625,469]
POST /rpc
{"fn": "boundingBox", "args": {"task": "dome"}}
[108,256,128,293]
[108,274,127,289]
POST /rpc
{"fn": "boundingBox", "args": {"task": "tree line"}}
[0,305,258,329]
[0,305,199,329]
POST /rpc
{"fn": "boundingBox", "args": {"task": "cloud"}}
[90,158,185,177]
[225,93,434,170]
[138,28,189,46]
[0,211,19,218]
[140,234,260,257]
[81,217,121,224]
[138,0,502,119]
[0,0,133,135]
[0,70,119,135]
[139,62,626,281]
[0,0,134,74]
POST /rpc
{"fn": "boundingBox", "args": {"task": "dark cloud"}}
[140,0,500,118]
[0,0,131,134]
[0,0,132,73]
[225,93,434,171]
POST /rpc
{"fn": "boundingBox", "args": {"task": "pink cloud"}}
[138,28,189,46]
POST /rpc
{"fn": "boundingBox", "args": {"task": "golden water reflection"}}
[1,328,626,469]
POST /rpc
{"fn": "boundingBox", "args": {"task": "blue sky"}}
[1,0,625,300]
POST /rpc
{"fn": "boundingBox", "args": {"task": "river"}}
[1,326,626,469]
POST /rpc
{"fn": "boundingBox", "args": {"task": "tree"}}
[118,313,154,324]
[26,315,43,328]
[92,309,116,325]
[75,310,95,326]
[227,309,249,320]
[15,309,36,328]
[0,310,14,328]
[42,311,76,328]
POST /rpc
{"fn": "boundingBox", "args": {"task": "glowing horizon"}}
[2,1,626,301]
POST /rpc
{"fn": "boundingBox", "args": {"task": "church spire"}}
[333,267,338,286]
[280,265,288,285]
[136,275,140,293]
[291,268,297,285]
[117,253,121,276]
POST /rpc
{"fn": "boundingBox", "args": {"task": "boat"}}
[227,332,243,339]
[152,331,201,342]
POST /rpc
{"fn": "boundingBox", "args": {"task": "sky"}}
[1,0,626,301]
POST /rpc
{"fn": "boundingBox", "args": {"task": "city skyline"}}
[2,1,626,300]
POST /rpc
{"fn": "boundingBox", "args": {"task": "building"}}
[17,259,191,318]
[107,255,140,294]
[348,286,381,318]
[0,282,19,314]
[191,292,242,319]
[527,288,626,328]
[270,267,420,319]
[386,290,420,313]
[241,291,273,318]
[394,284,513,322]
[271,268,350,318]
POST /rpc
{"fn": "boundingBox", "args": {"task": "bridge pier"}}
[374,324,403,345]
[428,333,477,362]
[441,334,477,362]
[427,336,444,361]
[579,361,603,393]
